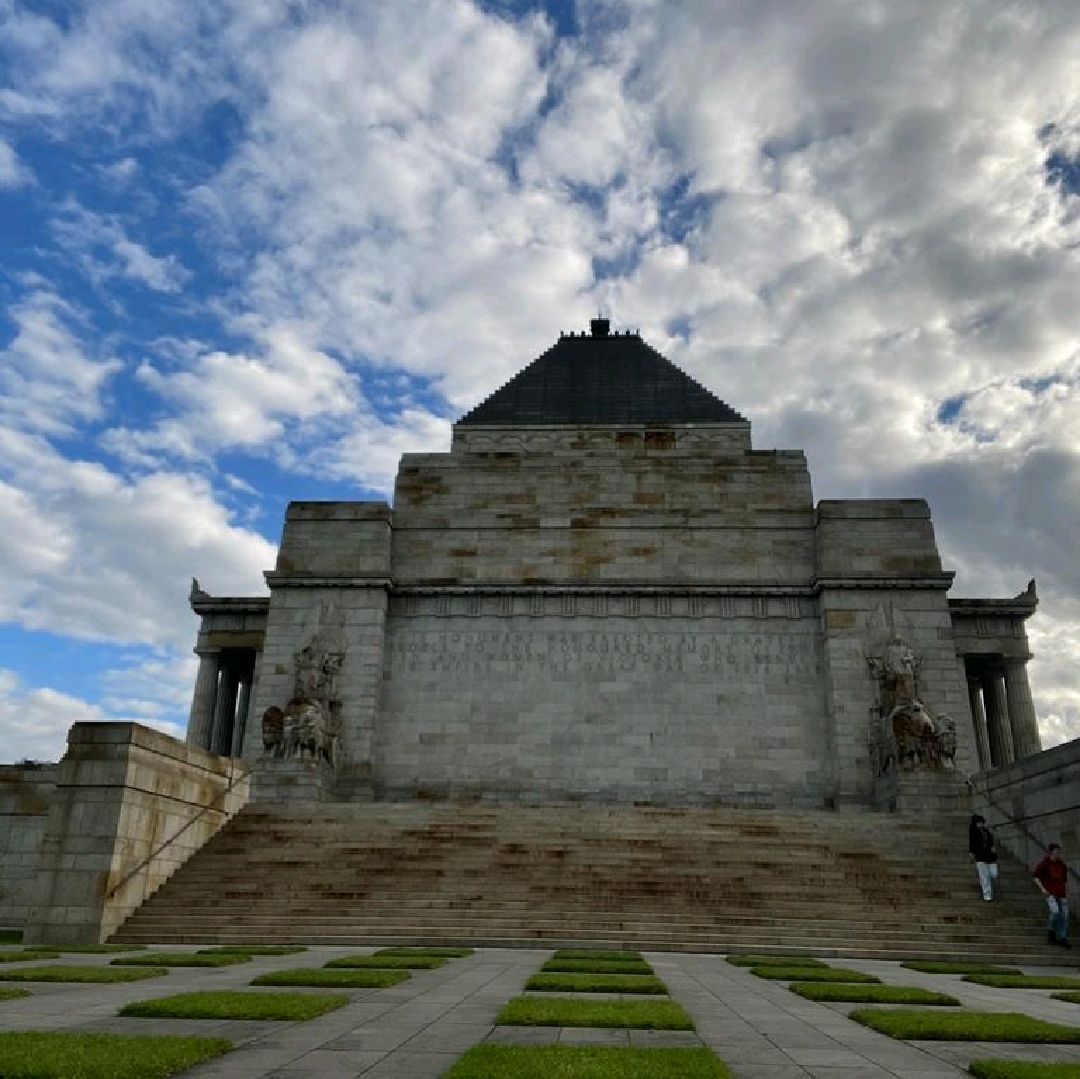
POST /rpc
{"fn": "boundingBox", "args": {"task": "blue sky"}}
[1,0,1079,760]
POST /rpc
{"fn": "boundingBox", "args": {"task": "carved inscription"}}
[388,625,821,681]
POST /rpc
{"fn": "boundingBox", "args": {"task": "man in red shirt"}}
[1033,843,1070,948]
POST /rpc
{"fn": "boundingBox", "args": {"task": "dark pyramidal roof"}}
[457,319,746,426]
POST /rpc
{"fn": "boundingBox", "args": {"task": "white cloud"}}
[0,136,30,187]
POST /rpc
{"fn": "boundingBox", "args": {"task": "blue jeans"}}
[1047,896,1070,940]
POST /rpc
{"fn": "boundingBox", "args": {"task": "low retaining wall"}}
[972,737,1080,874]
[24,723,249,945]
[0,764,57,928]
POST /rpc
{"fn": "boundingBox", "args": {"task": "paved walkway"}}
[1,946,1080,1077]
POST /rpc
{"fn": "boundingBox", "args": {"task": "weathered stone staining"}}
[184,323,1044,810]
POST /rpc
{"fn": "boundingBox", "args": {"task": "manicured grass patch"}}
[196,946,307,956]
[0,988,30,1001]
[120,990,349,1021]
[751,966,879,983]
[497,996,694,1030]
[970,1063,1080,1078]
[526,972,668,994]
[445,1045,730,1078]
[902,962,1023,976]
[553,949,645,963]
[374,947,473,958]
[965,975,1080,990]
[0,950,60,962]
[324,955,446,969]
[726,954,826,968]
[251,968,409,988]
[851,1009,1080,1043]
[0,965,167,983]
[45,944,148,953]
[789,982,959,1005]
[542,959,655,975]
[1054,993,1080,1005]
[112,952,251,968]
[0,1031,230,1077]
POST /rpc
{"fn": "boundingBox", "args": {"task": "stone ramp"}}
[110,802,1074,964]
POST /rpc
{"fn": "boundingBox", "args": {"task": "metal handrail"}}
[106,760,248,900]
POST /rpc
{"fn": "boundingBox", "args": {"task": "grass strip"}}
[542,959,655,975]
[0,965,167,983]
[970,1063,1080,1078]
[1054,993,1080,1005]
[251,968,409,988]
[965,975,1080,990]
[120,990,349,1021]
[0,988,30,1001]
[196,946,307,956]
[445,1045,730,1077]
[789,982,959,1005]
[498,996,694,1030]
[751,966,879,983]
[112,952,251,967]
[526,972,668,994]
[0,950,60,963]
[324,955,447,969]
[902,962,1022,976]
[43,944,148,953]
[0,1031,230,1077]
[374,947,473,958]
[851,1009,1080,1043]
[726,955,826,968]
[552,949,645,963]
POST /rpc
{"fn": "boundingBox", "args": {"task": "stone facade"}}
[0,764,57,928]
[184,324,1044,810]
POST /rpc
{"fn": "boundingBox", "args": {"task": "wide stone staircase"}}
[111,802,1075,964]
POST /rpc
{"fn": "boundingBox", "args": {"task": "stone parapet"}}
[0,764,57,929]
[23,724,248,945]
[451,423,753,456]
[274,501,391,577]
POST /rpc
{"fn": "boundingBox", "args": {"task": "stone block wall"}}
[0,764,57,928]
[24,723,248,945]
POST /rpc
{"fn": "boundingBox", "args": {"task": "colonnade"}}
[186,648,257,758]
[966,656,1041,771]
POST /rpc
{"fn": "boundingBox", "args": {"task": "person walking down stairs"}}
[1033,843,1071,949]
[968,814,998,902]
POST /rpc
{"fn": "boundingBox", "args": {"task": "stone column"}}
[966,678,992,771]
[231,678,252,758]
[210,665,240,757]
[982,670,1014,768]
[186,650,220,751]
[1004,658,1042,760]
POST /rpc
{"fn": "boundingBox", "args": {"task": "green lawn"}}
[1054,993,1080,1005]
[497,996,694,1030]
[525,972,668,994]
[902,962,1023,976]
[120,990,349,1021]
[44,945,148,954]
[324,955,447,969]
[970,1063,1080,1078]
[965,975,1080,990]
[851,1009,1080,1043]
[196,946,308,956]
[112,952,251,968]
[789,982,959,1005]
[0,1032,230,1078]
[726,955,826,968]
[0,965,167,983]
[444,1045,730,1078]
[751,966,879,983]
[375,947,473,958]
[0,950,60,963]
[251,968,410,988]
[542,959,655,975]
[0,988,30,1002]
[552,950,645,963]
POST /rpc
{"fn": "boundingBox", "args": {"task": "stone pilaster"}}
[966,678,992,771]
[1004,658,1041,760]
[210,666,240,757]
[186,650,220,751]
[982,671,1014,768]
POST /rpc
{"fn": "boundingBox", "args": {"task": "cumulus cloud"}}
[0,136,30,187]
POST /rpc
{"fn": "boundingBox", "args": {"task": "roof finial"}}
[590,314,610,337]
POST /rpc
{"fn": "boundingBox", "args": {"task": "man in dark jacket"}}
[1034,843,1070,948]
[968,814,998,901]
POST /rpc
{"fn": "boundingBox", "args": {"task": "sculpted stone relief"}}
[262,604,346,767]
[865,607,956,776]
